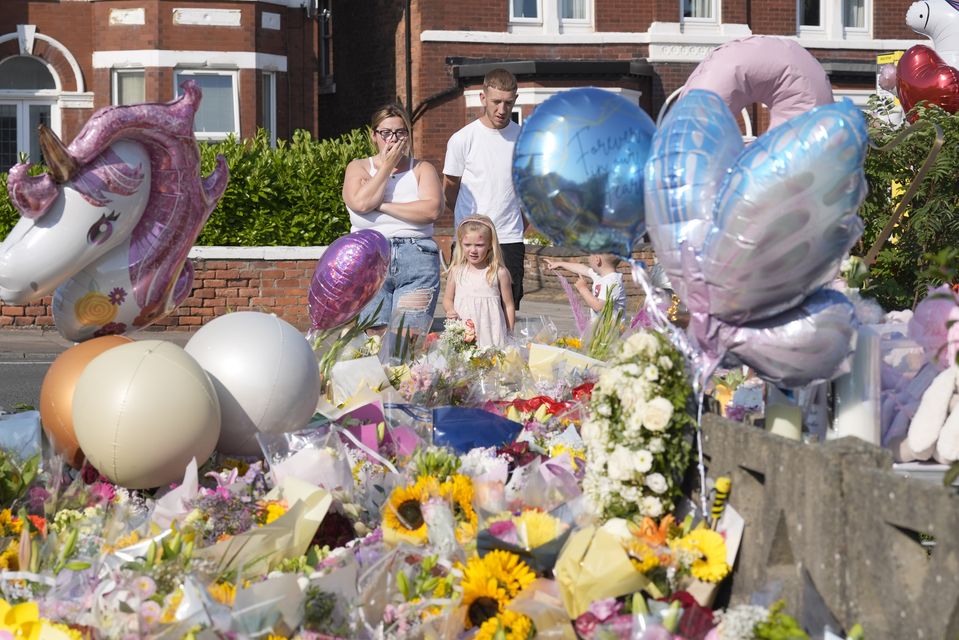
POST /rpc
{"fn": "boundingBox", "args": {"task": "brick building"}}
[322,0,922,229]
[0,1,923,202]
[0,0,321,172]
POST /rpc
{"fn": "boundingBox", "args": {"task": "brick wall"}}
[0,245,660,332]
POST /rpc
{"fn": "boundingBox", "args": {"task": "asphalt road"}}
[0,357,54,411]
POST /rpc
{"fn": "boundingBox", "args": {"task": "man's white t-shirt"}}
[588,270,626,320]
[443,119,524,243]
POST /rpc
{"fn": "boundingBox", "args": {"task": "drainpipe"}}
[405,0,413,110]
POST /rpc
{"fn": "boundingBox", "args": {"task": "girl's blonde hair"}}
[370,103,414,157]
[449,215,506,285]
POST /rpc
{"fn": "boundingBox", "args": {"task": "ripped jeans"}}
[359,236,440,331]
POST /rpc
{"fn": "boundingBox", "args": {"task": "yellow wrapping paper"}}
[553,526,652,619]
[528,344,605,381]
[193,477,331,576]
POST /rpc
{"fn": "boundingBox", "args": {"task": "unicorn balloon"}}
[907,0,959,68]
[0,81,228,341]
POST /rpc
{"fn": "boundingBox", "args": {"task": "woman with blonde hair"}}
[342,103,443,333]
[442,215,515,347]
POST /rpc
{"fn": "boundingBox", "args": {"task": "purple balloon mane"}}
[7,81,229,328]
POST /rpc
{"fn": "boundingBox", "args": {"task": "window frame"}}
[509,0,543,24]
[841,0,871,39]
[797,0,872,40]
[559,0,591,28]
[261,70,276,148]
[173,68,240,141]
[509,0,594,34]
[679,0,723,33]
[111,68,145,106]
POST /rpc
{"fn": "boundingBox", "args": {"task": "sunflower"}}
[482,550,537,598]
[460,556,509,628]
[440,474,478,542]
[624,539,660,574]
[0,509,21,537]
[383,476,434,545]
[0,540,19,570]
[672,528,730,583]
[475,610,535,640]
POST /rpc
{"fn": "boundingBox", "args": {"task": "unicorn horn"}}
[38,124,78,183]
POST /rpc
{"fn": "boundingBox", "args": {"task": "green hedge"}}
[0,128,375,246]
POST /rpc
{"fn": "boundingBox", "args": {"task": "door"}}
[0,101,53,170]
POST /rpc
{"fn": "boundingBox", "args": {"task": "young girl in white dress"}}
[442,215,515,348]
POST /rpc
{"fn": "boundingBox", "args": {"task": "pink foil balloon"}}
[309,229,389,331]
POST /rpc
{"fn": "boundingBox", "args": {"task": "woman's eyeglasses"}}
[375,128,409,141]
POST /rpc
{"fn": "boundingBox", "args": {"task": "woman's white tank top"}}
[347,158,433,238]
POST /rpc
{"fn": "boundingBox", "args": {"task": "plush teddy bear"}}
[892,364,959,463]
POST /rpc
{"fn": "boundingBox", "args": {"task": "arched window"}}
[0,56,58,170]
[0,56,56,90]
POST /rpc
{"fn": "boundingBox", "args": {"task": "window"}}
[509,0,592,32]
[798,0,870,37]
[318,0,333,85]
[261,71,276,147]
[174,70,239,140]
[0,57,56,90]
[799,0,821,27]
[683,0,714,20]
[843,0,865,29]
[113,69,144,105]
[0,56,58,171]
[560,0,587,20]
[511,0,541,21]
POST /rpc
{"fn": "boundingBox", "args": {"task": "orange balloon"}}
[39,335,133,468]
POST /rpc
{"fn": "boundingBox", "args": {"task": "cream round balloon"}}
[184,312,321,456]
[73,340,221,489]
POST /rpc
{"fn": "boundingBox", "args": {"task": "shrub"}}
[860,100,959,310]
[0,128,375,246]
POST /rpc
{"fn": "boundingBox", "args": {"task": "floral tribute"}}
[581,329,695,520]
[0,298,833,640]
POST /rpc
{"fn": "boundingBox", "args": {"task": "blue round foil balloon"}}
[512,88,655,257]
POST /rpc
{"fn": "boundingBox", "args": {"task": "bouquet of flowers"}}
[440,318,479,361]
[581,330,695,521]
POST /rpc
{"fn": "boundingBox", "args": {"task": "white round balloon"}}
[73,340,221,489]
[184,312,321,456]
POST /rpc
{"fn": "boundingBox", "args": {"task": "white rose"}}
[641,496,664,518]
[623,363,642,378]
[644,397,674,432]
[644,365,660,382]
[645,472,668,494]
[648,437,665,454]
[635,449,653,474]
[607,446,636,481]
[581,419,604,447]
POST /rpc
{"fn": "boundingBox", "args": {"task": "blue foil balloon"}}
[512,88,655,257]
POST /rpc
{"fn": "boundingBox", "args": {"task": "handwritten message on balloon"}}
[512,88,655,257]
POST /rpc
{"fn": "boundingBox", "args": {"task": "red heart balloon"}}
[897,44,959,121]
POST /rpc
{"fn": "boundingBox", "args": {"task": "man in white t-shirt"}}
[443,68,526,307]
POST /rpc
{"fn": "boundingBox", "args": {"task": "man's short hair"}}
[483,68,517,93]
